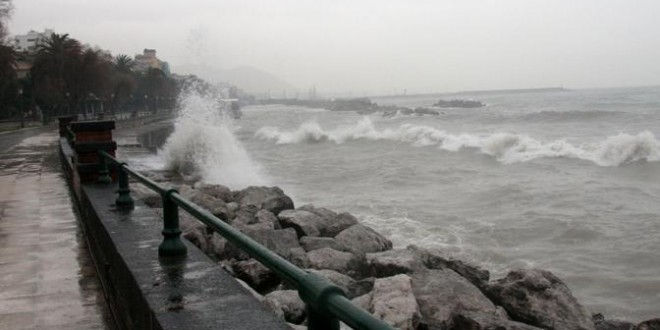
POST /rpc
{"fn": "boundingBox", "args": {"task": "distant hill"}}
[173,64,297,95]
[452,87,570,95]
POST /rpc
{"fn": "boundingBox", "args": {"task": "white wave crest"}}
[255,117,660,166]
[161,89,267,188]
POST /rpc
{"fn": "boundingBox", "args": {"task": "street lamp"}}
[18,88,24,128]
[144,94,149,114]
[65,92,70,115]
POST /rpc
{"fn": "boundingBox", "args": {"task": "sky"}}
[9,0,660,95]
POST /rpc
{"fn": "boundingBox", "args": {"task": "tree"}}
[0,44,18,118]
[0,0,12,43]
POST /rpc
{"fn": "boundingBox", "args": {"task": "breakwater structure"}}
[58,117,660,330]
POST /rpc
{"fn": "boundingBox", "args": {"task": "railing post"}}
[159,189,187,257]
[115,163,134,210]
[97,155,112,184]
[307,305,340,330]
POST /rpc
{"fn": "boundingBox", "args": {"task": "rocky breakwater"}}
[133,182,658,330]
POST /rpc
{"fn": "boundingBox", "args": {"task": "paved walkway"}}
[0,130,115,329]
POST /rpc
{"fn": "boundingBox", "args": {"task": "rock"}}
[183,226,209,253]
[264,290,307,324]
[287,247,310,268]
[349,278,375,299]
[233,259,281,292]
[592,313,634,330]
[233,186,294,215]
[179,184,230,220]
[298,204,337,222]
[486,269,595,330]
[412,269,503,329]
[366,248,424,278]
[278,210,324,238]
[410,245,490,288]
[307,269,356,298]
[231,205,260,228]
[370,274,421,330]
[300,237,343,252]
[225,228,301,261]
[636,318,660,330]
[208,232,229,260]
[448,311,543,330]
[307,248,364,277]
[326,212,359,237]
[256,209,281,229]
[194,182,234,202]
[352,292,372,311]
[335,224,392,256]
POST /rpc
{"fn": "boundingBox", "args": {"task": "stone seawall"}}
[59,137,290,330]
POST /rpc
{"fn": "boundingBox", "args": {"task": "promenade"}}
[0,128,114,329]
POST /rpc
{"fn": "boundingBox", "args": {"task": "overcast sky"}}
[9,0,660,94]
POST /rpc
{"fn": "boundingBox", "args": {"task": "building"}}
[13,29,54,53]
[134,49,169,75]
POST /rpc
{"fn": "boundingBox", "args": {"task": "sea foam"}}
[255,117,660,167]
[161,88,267,188]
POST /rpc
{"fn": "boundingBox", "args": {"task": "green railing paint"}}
[97,150,393,330]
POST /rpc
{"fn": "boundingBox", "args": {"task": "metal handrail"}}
[97,150,393,330]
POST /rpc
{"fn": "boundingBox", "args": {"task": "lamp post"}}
[18,88,24,128]
[65,92,70,115]
[110,93,115,117]
[144,94,149,115]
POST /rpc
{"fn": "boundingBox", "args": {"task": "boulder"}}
[412,269,503,329]
[207,232,229,260]
[235,278,264,302]
[636,318,660,330]
[486,269,595,330]
[335,224,392,256]
[131,183,162,208]
[410,245,490,288]
[278,210,324,238]
[592,313,634,330]
[349,278,375,299]
[307,248,364,277]
[256,209,281,229]
[225,227,301,261]
[194,182,234,202]
[300,237,343,252]
[233,259,280,292]
[448,311,543,330]
[370,274,421,330]
[233,186,294,215]
[231,205,260,228]
[352,292,372,311]
[287,247,310,268]
[183,226,209,253]
[365,248,424,278]
[264,290,307,324]
[179,184,230,220]
[325,212,359,237]
[298,204,337,222]
[307,269,355,297]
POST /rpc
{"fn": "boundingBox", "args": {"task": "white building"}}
[134,49,169,74]
[13,29,54,53]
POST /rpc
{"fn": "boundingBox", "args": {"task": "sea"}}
[151,86,660,322]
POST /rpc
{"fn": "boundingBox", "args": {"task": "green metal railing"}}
[97,150,393,330]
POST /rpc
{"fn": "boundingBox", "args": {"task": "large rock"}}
[225,227,301,261]
[306,269,363,298]
[366,248,424,278]
[287,247,310,268]
[278,209,324,238]
[195,182,234,202]
[233,186,294,215]
[412,269,503,329]
[370,274,421,330]
[448,311,543,330]
[335,224,392,256]
[352,293,372,311]
[326,212,359,237]
[264,290,306,324]
[179,184,230,220]
[256,209,281,229]
[636,318,660,330]
[592,313,634,330]
[410,245,489,288]
[307,248,364,277]
[298,204,337,222]
[300,237,343,252]
[486,269,595,330]
[233,259,281,292]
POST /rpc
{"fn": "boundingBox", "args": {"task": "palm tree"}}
[113,54,134,73]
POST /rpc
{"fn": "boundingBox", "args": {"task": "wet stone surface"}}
[0,130,115,329]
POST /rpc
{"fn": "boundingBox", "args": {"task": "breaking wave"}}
[161,89,267,188]
[255,117,660,167]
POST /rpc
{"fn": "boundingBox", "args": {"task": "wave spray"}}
[161,86,267,188]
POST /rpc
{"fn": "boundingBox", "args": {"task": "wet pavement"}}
[0,130,115,329]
